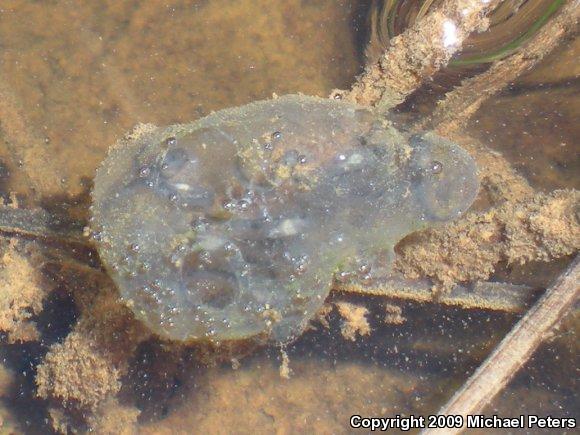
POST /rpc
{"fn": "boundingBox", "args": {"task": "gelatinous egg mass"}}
[91,95,479,343]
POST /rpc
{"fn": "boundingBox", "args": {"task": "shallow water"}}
[0,1,577,433]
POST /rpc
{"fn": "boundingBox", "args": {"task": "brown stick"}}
[336,278,535,313]
[421,255,579,435]
[425,0,579,136]
[339,0,501,110]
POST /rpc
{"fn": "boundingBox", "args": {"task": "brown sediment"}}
[468,86,580,191]
[335,301,371,341]
[423,0,579,135]
[396,189,579,289]
[516,36,580,88]
[0,239,47,343]
[278,348,292,379]
[0,370,21,434]
[312,302,334,330]
[192,339,264,369]
[47,399,140,435]
[0,364,16,431]
[0,365,13,398]
[85,398,141,435]
[36,330,123,411]
[454,135,535,206]
[0,81,58,199]
[140,361,424,435]
[35,265,149,429]
[383,303,406,325]
[337,0,500,109]
[0,0,361,200]
[63,271,151,367]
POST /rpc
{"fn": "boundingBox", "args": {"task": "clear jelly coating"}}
[91,95,479,343]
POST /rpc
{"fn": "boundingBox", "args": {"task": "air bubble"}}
[430,160,443,174]
[238,199,251,210]
[336,271,353,283]
[360,274,373,285]
[139,166,151,178]
[357,262,371,275]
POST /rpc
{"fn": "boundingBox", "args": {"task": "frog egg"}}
[91,94,478,344]
[271,131,282,140]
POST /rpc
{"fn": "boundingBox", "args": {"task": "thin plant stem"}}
[421,255,579,435]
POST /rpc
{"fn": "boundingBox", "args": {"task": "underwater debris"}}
[85,398,141,435]
[335,301,371,341]
[367,0,567,67]
[279,348,292,379]
[426,256,579,433]
[0,363,18,432]
[383,303,406,325]
[0,240,46,343]
[91,94,478,344]
[339,0,501,109]
[36,330,122,411]
[138,361,423,434]
[338,275,538,313]
[35,266,149,429]
[45,398,140,435]
[426,0,580,135]
[396,189,579,289]
[312,303,334,330]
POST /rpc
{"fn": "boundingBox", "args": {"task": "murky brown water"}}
[0,1,577,433]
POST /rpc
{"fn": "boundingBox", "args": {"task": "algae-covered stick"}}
[0,204,86,243]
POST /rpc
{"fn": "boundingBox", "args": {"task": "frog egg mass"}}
[91,95,479,343]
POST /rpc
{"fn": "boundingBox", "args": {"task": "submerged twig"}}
[337,277,536,313]
[423,0,579,135]
[338,0,501,109]
[0,205,87,244]
[422,255,579,435]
